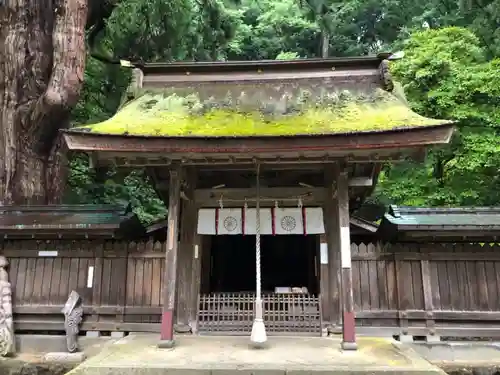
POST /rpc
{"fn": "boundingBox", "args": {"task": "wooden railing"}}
[197,292,322,335]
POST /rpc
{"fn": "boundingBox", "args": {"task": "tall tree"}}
[0,1,119,205]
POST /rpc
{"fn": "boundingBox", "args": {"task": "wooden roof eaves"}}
[61,124,455,155]
[377,210,500,243]
[0,210,145,240]
[350,216,379,233]
[394,224,500,231]
[389,205,500,216]
[138,54,392,75]
[0,204,127,214]
[0,225,120,240]
[145,218,168,234]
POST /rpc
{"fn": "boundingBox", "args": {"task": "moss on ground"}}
[75,88,449,137]
[0,359,75,375]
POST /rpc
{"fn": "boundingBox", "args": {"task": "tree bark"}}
[321,30,330,58]
[0,0,88,205]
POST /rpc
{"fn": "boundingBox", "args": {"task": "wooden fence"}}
[3,239,165,334]
[3,239,500,338]
[351,242,500,338]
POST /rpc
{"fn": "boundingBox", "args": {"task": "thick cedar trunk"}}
[0,0,88,205]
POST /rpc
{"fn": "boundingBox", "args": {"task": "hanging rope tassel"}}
[250,162,267,347]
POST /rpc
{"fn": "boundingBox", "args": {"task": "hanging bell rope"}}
[255,163,261,300]
[250,162,267,347]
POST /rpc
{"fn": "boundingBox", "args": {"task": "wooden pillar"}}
[322,166,341,329]
[188,231,202,331]
[176,168,197,333]
[159,166,182,348]
[334,163,357,350]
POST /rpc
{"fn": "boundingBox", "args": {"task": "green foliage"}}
[67,0,500,221]
[67,0,241,223]
[372,27,500,207]
[224,0,320,60]
[275,51,301,60]
[66,154,166,224]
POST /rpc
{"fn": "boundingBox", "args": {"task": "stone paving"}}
[67,334,447,375]
[410,342,500,374]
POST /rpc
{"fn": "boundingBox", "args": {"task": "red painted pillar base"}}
[341,311,357,350]
[158,310,175,348]
[341,267,357,351]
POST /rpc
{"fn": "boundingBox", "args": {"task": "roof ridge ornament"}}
[125,68,144,101]
[378,60,394,92]
[388,51,405,60]
[378,51,404,93]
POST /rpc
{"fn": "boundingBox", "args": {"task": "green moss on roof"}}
[75,88,449,137]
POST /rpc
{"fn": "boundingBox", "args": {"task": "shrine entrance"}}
[207,235,319,294]
[197,234,322,336]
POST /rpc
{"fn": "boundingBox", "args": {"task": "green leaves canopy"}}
[68,0,500,223]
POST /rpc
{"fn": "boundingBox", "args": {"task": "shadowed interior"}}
[205,234,319,294]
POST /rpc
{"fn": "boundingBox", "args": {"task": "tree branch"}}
[86,0,120,48]
[30,0,88,155]
[85,0,146,67]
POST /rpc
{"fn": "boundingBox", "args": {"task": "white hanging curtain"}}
[304,207,325,234]
[197,207,325,235]
[244,208,273,235]
[274,207,304,235]
[217,208,243,235]
[197,209,216,235]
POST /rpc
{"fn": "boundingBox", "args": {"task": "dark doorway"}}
[206,235,318,294]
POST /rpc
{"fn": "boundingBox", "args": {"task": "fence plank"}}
[5,239,500,338]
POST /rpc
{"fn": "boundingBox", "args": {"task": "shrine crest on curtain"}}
[196,207,324,235]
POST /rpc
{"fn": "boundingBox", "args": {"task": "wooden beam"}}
[158,178,372,192]
[197,163,328,172]
[347,177,373,187]
[194,187,326,206]
[158,166,182,348]
[104,154,410,167]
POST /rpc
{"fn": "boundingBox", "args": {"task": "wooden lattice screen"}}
[197,292,322,336]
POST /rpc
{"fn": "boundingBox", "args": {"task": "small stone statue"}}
[62,291,83,353]
[0,256,14,356]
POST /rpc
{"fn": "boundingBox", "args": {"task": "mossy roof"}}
[73,88,451,137]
